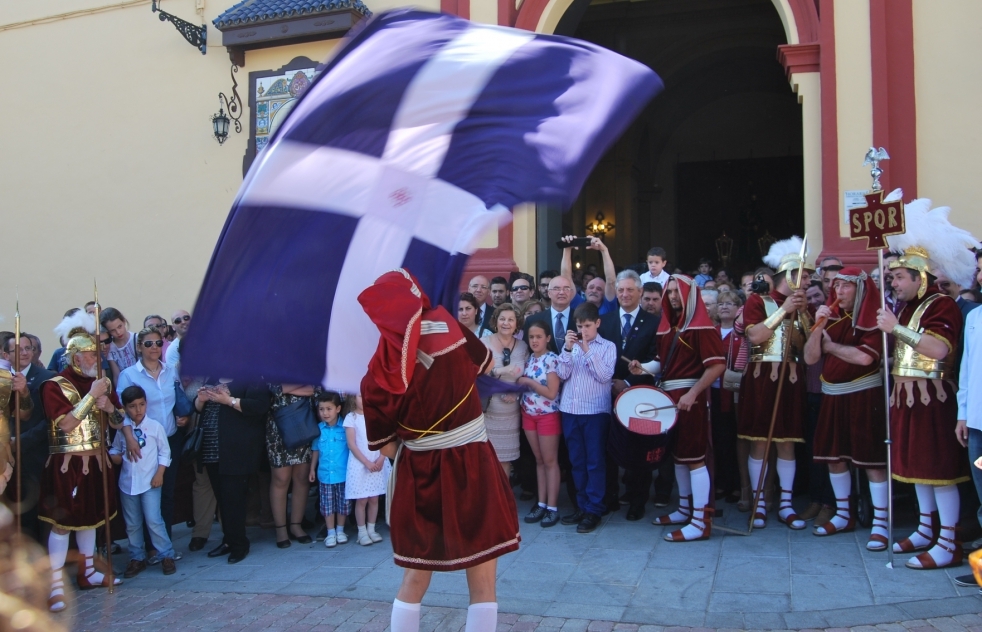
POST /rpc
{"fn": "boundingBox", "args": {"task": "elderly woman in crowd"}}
[117,326,188,551]
[194,376,270,564]
[267,384,316,548]
[458,292,491,338]
[481,304,529,478]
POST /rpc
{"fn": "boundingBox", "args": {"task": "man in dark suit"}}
[467,276,495,332]
[599,271,660,520]
[524,275,578,353]
[1,332,56,542]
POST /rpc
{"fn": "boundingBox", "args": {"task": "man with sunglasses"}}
[509,278,533,310]
[164,310,191,373]
[1,332,55,541]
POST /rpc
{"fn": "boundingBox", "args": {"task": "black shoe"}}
[525,505,547,524]
[561,510,586,526]
[576,513,601,533]
[290,523,313,544]
[188,537,208,552]
[953,573,979,587]
[227,548,249,564]
[275,525,291,549]
[541,509,560,528]
[186,519,196,528]
[626,504,645,521]
[653,494,671,508]
[207,543,230,558]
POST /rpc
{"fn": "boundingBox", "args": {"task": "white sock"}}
[75,529,106,584]
[677,466,711,540]
[538,502,547,509]
[919,485,960,567]
[391,599,421,632]
[868,480,889,542]
[665,463,692,521]
[465,602,498,632]
[815,470,851,533]
[775,458,804,528]
[896,483,937,552]
[748,457,766,526]
[368,522,377,534]
[48,531,70,597]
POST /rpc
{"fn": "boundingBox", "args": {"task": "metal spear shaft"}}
[94,281,115,592]
[14,296,22,538]
[879,249,896,568]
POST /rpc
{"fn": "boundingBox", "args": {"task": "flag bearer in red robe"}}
[876,198,979,570]
[359,269,520,632]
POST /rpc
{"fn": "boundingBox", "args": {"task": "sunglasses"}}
[511,285,530,292]
[100,338,111,345]
[502,348,512,367]
[134,428,147,449]
[173,315,191,324]
[142,340,164,348]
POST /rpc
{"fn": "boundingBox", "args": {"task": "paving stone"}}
[714,556,791,594]
[791,575,874,610]
[927,618,975,632]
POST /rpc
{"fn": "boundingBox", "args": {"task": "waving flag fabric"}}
[182,9,663,392]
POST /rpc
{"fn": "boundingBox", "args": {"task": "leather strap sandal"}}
[76,555,122,590]
[893,511,934,552]
[906,529,963,570]
[812,496,854,535]
[664,507,713,542]
[866,505,888,551]
[652,494,692,525]
[777,489,806,530]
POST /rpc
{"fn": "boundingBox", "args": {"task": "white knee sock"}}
[868,480,889,541]
[815,470,851,533]
[75,529,105,583]
[48,531,70,597]
[897,483,937,552]
[922,485,960,566]
[391,599,421,632]
[677,466,711,540]
[465,602,498,632]
[665,464,693,521]
[775,458,804,528]
[748,457,766,526]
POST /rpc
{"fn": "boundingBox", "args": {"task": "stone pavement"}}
[65,495,982,631]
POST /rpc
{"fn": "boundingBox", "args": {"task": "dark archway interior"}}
[554,0,804,276]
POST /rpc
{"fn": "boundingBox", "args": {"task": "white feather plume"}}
[53,310,96,343]
[886,197,980,289]
[762,235,807,269]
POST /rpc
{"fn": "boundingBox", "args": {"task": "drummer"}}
[630,275,725,542]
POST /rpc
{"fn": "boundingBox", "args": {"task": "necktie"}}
[621,313,633,346]
[555,313,564,347]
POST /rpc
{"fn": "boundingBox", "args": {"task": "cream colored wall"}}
[0,0,437,353]
[912,1,982,242]
[833,0,873,241]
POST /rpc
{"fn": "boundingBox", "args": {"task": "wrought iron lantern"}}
[587,212,614,238]
[212,100,230,145]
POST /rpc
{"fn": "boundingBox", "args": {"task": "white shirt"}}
[640,270,670,288]
[117,361,179,436]
[618,305,641,330]
[164,338,181,374]
[957,307,981,428]
[109,416,172,495]
[549,306,572,344]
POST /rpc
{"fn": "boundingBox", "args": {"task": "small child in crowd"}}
[309,391,349,548]
[344,393,391,546]
[694,258,714,287]
[640,246,670,289]
[109,385,177,578]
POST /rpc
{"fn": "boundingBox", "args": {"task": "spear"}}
[14,294,22,538]
[93,280,115,593]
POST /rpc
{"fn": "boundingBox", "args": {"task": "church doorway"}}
[540,0,805,278]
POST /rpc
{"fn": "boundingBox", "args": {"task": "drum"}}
[608,386,678,470]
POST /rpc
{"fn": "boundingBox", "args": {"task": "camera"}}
[750,274,771,295]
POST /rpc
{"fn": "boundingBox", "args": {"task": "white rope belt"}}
[661,378,699,391]
[820,373,882,396]
[386,414,488,525]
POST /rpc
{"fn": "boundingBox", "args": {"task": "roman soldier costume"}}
[809,267,889,550]
[39,312,122,612]
[882,198,979,570]
[643,274,725,542]
[0,360,32,495]
[359,269,520,571]
[737,236,812,530]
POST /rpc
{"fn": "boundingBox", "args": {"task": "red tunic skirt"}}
[39,452,118,530]
[737,361,805,442]
[665,387,709,463]
[891,379,970,485]
[814,386,887,468]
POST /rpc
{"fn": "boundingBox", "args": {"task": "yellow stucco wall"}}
[912,0,982,241]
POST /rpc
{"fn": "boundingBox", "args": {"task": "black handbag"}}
[273,398,320,450]
[181,416,204,464]
[173,381,194,417]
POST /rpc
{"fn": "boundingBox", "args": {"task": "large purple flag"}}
[183,9,663,392]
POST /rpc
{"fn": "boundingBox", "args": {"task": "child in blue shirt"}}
[309,391,349,548]
[694,258,714,287]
